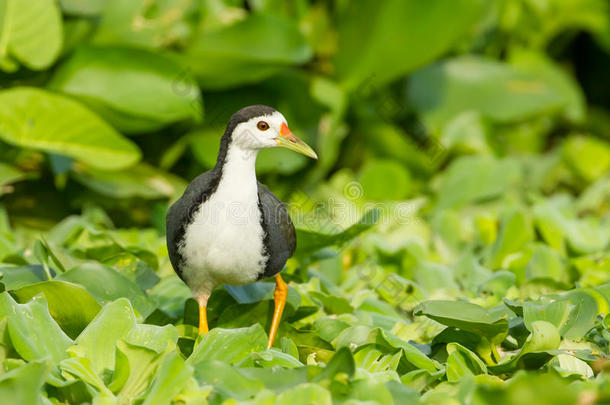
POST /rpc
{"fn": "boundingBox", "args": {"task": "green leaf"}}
[525,244,568,285]
[335,0,484,90]
[445,342,487,382]
[11,280,101,339]
[295,209,380,256]
[0,162,27,189]
[435,156,521,210]
[0,361,49,405]
[0,0,62,70]
[184,14,312,89]
[49,46,203,133]
[414,300,508,342]
[187,324,268,366]
[487,211,534,270]
[562,135,610,183]
[0,265,48,290]
[408,56,580,128]
[57,263,156,319]
[0,292,72,365]
[275,383,332,405]
[0,87,141,170]
[115,340,165,403]
[93,0,198,49]
[522,300,573,336]
[193,360,264,400]
[74,298,136,375]
[358,160,412,201]
[140,353,193,405]
[71,163,186,200]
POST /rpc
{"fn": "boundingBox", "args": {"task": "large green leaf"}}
[49,46,203,133]
[0,162,27,189]
[0,293,72,365]
[295,209,380,256]
[414,300,508,342]
[57,263,156,318]
[184,14,312,89]
[408,55,581,128]
[0,88,141,170]
[140,353,193,405]
[435,156,521,210]
[71,162,186,200]
[73,298,136,375]
[187,324,268,366]
[334,0,484,90]
[11,280,101,339]
[93,0,198,48]
[0,361,49,405]
[0,0,62,71]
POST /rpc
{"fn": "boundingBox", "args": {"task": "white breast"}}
[179,146,267,296]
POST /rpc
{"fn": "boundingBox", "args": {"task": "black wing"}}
[166,169,221,280]
[257,183,296,280]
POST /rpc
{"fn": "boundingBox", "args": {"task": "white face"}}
[232,111,287,150]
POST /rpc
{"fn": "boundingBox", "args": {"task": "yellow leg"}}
[267,274,287,349]
[197,295,209,334]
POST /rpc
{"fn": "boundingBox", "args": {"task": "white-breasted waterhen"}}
[166,105,317,349]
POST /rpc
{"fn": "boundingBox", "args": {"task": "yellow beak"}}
[275,123,318,159]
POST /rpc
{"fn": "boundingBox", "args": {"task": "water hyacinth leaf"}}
[445,342,487,382]
[140,353,193,405]
[551,354,594,379]
[0,0,62,70]
[358,160,412,201]
[184,14,312,89]
[74,298,136,375]
[11,280,101,339]
[238,349,304,369]
[435,156,521,210]
[93,0,198,48]
[125,324,178,353]
[275,383,332,405]
[312,347,355,381]
[0,88,141,170]
[0,265,49,290]
[0,162,28,189]
[414,300,508,342]
[487,211,534,270]
[335,0,484,90]
[522,300,573,335]
[0,361,49,405]
[193,360,264,400]
[57,263,156,319]
[187,324,268,366]
[49,46,203,133]
[524,244,568,285]
[408,55,579,128]
[562,135,610,183]
[115,340,165,403]
[60,357,114,397]
[560,289,603,339]
[71,163,187,200]
[489,321,560,374]
[0,293,72,365]
[295,209,380,256]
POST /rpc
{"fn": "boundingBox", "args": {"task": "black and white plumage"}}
[166,105,316,344]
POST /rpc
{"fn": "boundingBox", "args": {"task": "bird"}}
[166,105,317,349]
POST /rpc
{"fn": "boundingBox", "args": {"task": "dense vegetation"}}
[1,0,610,404]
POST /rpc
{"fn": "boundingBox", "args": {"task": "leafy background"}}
[1,0,610,404]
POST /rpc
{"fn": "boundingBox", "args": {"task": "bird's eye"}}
[257,121,270,131]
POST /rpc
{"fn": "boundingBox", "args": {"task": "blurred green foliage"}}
[1,0,610,404]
